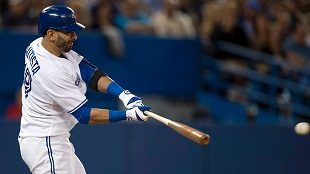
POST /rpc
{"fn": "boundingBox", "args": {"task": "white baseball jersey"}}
[19,37,88,138]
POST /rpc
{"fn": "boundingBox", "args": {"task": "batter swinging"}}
[18,5,151,174]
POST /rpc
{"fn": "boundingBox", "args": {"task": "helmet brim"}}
[61,22,85,32]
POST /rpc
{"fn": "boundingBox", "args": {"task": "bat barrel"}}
[145,111,211,146]
[168,121,210,146]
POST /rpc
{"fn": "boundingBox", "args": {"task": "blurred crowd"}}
[1,0,310,119]
[201,0,310,79]
[0,0,200,36]
[0,0,310,62]
[1,0,310,53]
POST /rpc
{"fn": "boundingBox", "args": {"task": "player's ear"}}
[46,29,56,41]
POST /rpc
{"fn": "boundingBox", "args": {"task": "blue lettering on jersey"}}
[25,45,40,75]
[23,45,40,98]
[23,65,32,98]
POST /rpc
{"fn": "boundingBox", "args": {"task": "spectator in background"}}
[269,2,292,39]
[152,0,196,38]
[178,0,202,34]
[1,0,34,33]
[239,0,259,43]
[211,0,250,56]
[200,1,219,53]
[285,0,304,30]
[92,0,125,57]
[4,88,22,121]
[259,20,286,78]
[263,22,285,58]
[27,0,54,32]
[250,14,272,75]
[210,0,250,103]
[283,20,310,81]
[283,20,310,68]
[260,21,287,79]
[141,0,163,14]
[251,14,269,52]
[113,0,154,34]
[67,0,92,29]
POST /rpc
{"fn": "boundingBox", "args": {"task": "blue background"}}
[0,32,309,174]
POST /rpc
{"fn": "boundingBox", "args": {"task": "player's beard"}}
[55,40,73,53]
[54,34,74,53]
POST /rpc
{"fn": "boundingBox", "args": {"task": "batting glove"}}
[119,90,143,109]
[126,106,151,121]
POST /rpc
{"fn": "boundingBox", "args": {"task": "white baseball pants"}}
[18,134,86,174]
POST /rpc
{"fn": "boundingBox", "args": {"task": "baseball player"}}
[18,5,151,174]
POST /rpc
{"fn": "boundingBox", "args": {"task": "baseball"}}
[294,122,310,136]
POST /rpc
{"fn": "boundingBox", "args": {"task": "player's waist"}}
[19,117,76,138]
[18,132,71,139]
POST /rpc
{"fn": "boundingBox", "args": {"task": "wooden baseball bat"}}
[144,111,210,146]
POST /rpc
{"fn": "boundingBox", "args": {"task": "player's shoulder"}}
[64,50,84,63]
[28,37,42,49]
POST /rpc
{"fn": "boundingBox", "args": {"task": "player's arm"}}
[42,68,151,125]
[70,104,151,124]
[79,59,144,109]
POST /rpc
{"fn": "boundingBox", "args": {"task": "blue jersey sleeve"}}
[70,102,91,124]
[79,59,96,86]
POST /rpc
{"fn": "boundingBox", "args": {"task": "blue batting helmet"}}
[38,5,85,35]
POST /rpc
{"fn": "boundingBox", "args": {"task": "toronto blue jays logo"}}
[75,73,80,86]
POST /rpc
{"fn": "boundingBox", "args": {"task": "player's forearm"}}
[88,108,128,124]
[88,108,110,124]
[96,76,114,93]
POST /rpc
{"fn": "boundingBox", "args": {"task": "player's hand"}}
[119,90,143,109]
[126,106,151,121]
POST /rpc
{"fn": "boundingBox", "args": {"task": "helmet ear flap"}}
[38,5,85,35]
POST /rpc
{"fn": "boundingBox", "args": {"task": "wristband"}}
[106,81,124,96]
[109,110,126,123]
